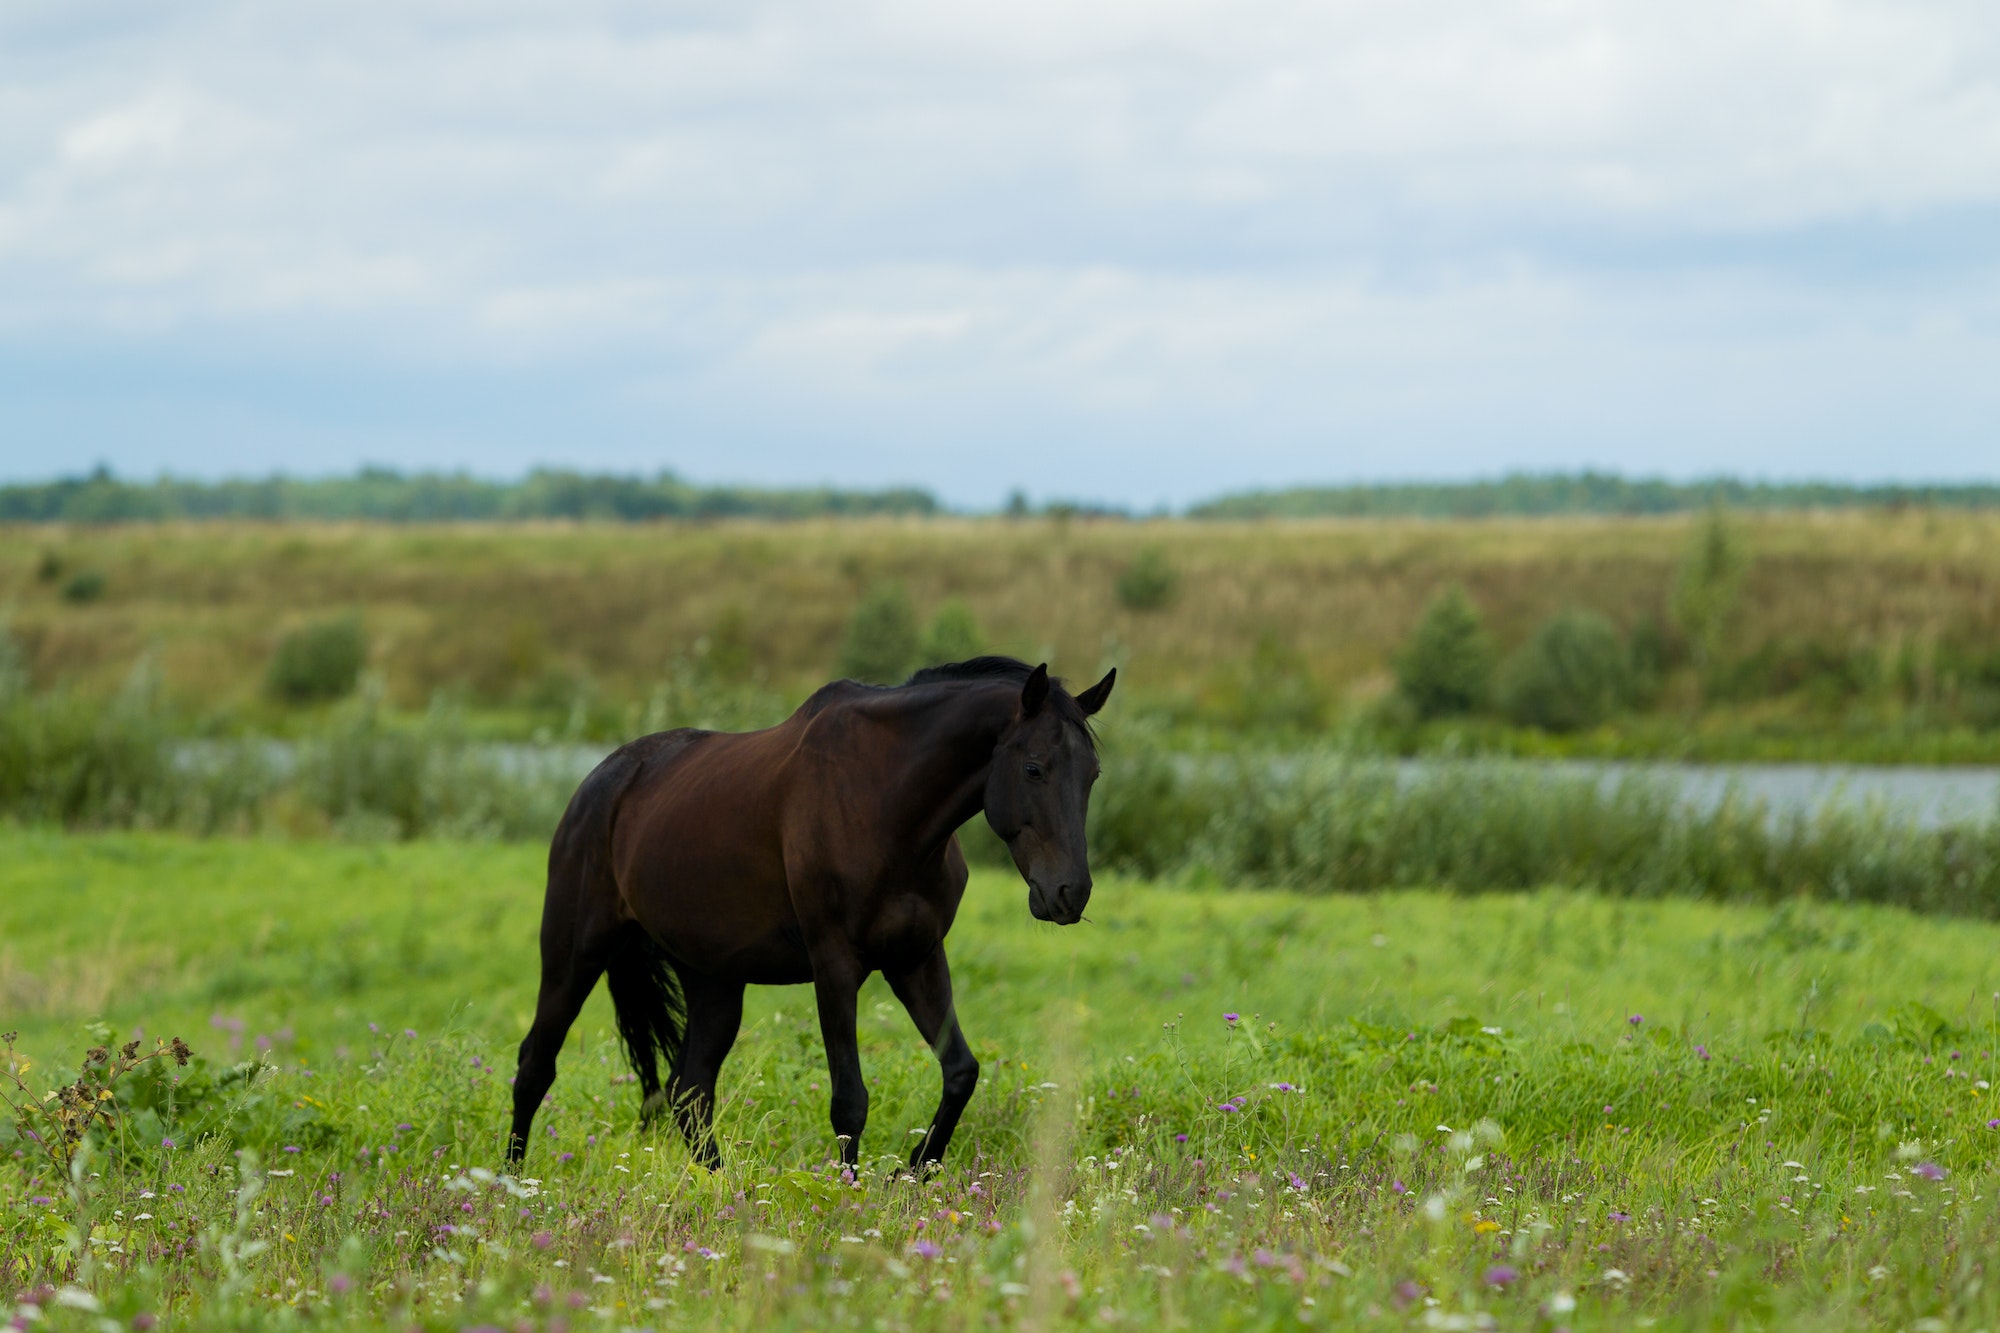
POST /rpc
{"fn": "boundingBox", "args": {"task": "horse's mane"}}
[903,655,1097,748]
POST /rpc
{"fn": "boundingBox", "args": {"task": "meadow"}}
[9,832,2000,1330]
[7,510,2000,757]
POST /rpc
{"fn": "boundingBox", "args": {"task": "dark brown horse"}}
[506,656,1115,1171]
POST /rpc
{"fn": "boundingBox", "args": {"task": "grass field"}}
[7,512,2000,754]
[9,833,2000,1329]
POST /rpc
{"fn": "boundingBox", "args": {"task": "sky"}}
[2,1,1998,508]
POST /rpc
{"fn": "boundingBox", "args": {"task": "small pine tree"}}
[1394,585,1494,719]
[838,582,920,683]
[1670,506,1747,685]
[920,599,983,666]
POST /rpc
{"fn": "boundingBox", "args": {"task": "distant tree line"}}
[1190,471,2000,519]
[0,466,941,523]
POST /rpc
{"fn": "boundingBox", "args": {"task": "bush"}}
[837,582,919,683]
[267,615,368,703]
[1497,609,1630,732]
[1394,586,1494,719]
[921,599,984,666]
[1114,548,1180,612]
[60,569,105,604]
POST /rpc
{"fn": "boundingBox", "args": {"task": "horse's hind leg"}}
[887,945,979,1172]
[663,973,744,1170]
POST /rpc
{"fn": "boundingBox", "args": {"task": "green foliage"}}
[837,582,920,683]
[267,614,368,703]
[0,465,941,523]
[1495,608,1631,732]
[920,598,984,666]
[1394,585,1494,719]
[59,569,105,604]
[1192,470,2000,518]
[1114,546,1180,612]
[1671,506,1748,675]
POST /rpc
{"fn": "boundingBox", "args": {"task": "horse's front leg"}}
[887,944,979,1172]
[810,947,869,1167]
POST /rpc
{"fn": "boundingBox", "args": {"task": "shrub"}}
[267,615,368,703]
[60,569,105,604]
[837,582,919,683]
[1497,609,1630,732]
[1114,547,1180,612]
[1394,585,1494,719]
[921,598,984,666]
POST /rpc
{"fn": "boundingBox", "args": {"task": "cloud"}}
[0,0,1997,499]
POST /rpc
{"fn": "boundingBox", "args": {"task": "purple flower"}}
[328,1274,352,1296]
[403,1028,417,1039]
[558,1152,574,1163]
[1913,1162,1947,1181]
[131,1315,156,1332]
[160,1138,176,1150]
[1252,1248,1277,1267]
[1391,1180,1407,1194]
[910,1239,942,1259]
[368,1023,379,1033]
[1628,1014,1643,1026]
[1608,1210,1631,1222]
[1174,1133,1188,1143]
[1694,1044,1711,1060]
[1391,1280,1424,1309]
[283,1145,300,1154]
[1223,1013,1239,1024]
[1270,1082,1296,1092]
[1987,1119,2000,1130]
[532,1230,554,1249]
[1218,1103,1238,1114]
[1287,1172,1307,1190]
[1603,1105,1615,1116]
[1484,1265,1519,1287]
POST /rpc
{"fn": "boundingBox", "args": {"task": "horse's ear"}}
[1021,663,1051,718]
[1074,667,1116,716]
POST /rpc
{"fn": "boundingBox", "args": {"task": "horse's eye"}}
[1024,763,1044,781]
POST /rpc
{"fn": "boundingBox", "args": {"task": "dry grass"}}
[4,511,1998,713]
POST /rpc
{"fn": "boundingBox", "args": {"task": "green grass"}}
[8,833,2000,1329]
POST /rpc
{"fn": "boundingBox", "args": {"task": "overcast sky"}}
[2,1,1997,507]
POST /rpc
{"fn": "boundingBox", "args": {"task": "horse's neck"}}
[881,683,1016,858]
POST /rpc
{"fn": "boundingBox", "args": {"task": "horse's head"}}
[983,663,1116,925]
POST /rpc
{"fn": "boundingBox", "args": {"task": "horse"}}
[505,655,1116,1172]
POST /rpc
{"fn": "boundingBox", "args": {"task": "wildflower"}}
[532,1231,554,1249]
[1270,1082,1297,1092]
[1391,1280,1424,1310]
[1694,1045,1711,1060]
[1484,1265,1519,1287]
[132,1315,157,1332]
[1223,1013,1239,1025]
[1608,1211,1630,1223]
[283,1145,300,1154]
[1391,1181,1407,1194]
[1219,1103,1238,1114]
[1174,1133,1188,1143]
[328,1274,351,1296]
[911,1239,942,1259]
[1987,1119,2000,1130]
[403,1028,417,1039]
[160,1138,176,1150]
[559,1152,574,1163]
[1628,1014,1643,1026]
[1603,1105,1614,1116]
[397,1123,413,1133]
[1912,1162,1947,1181]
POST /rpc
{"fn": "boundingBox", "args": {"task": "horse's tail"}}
[605,921,687,1115]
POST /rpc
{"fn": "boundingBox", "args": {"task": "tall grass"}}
[7,672,1999,917]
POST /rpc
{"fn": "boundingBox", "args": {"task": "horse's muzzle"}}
[1028,879,1090,925]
